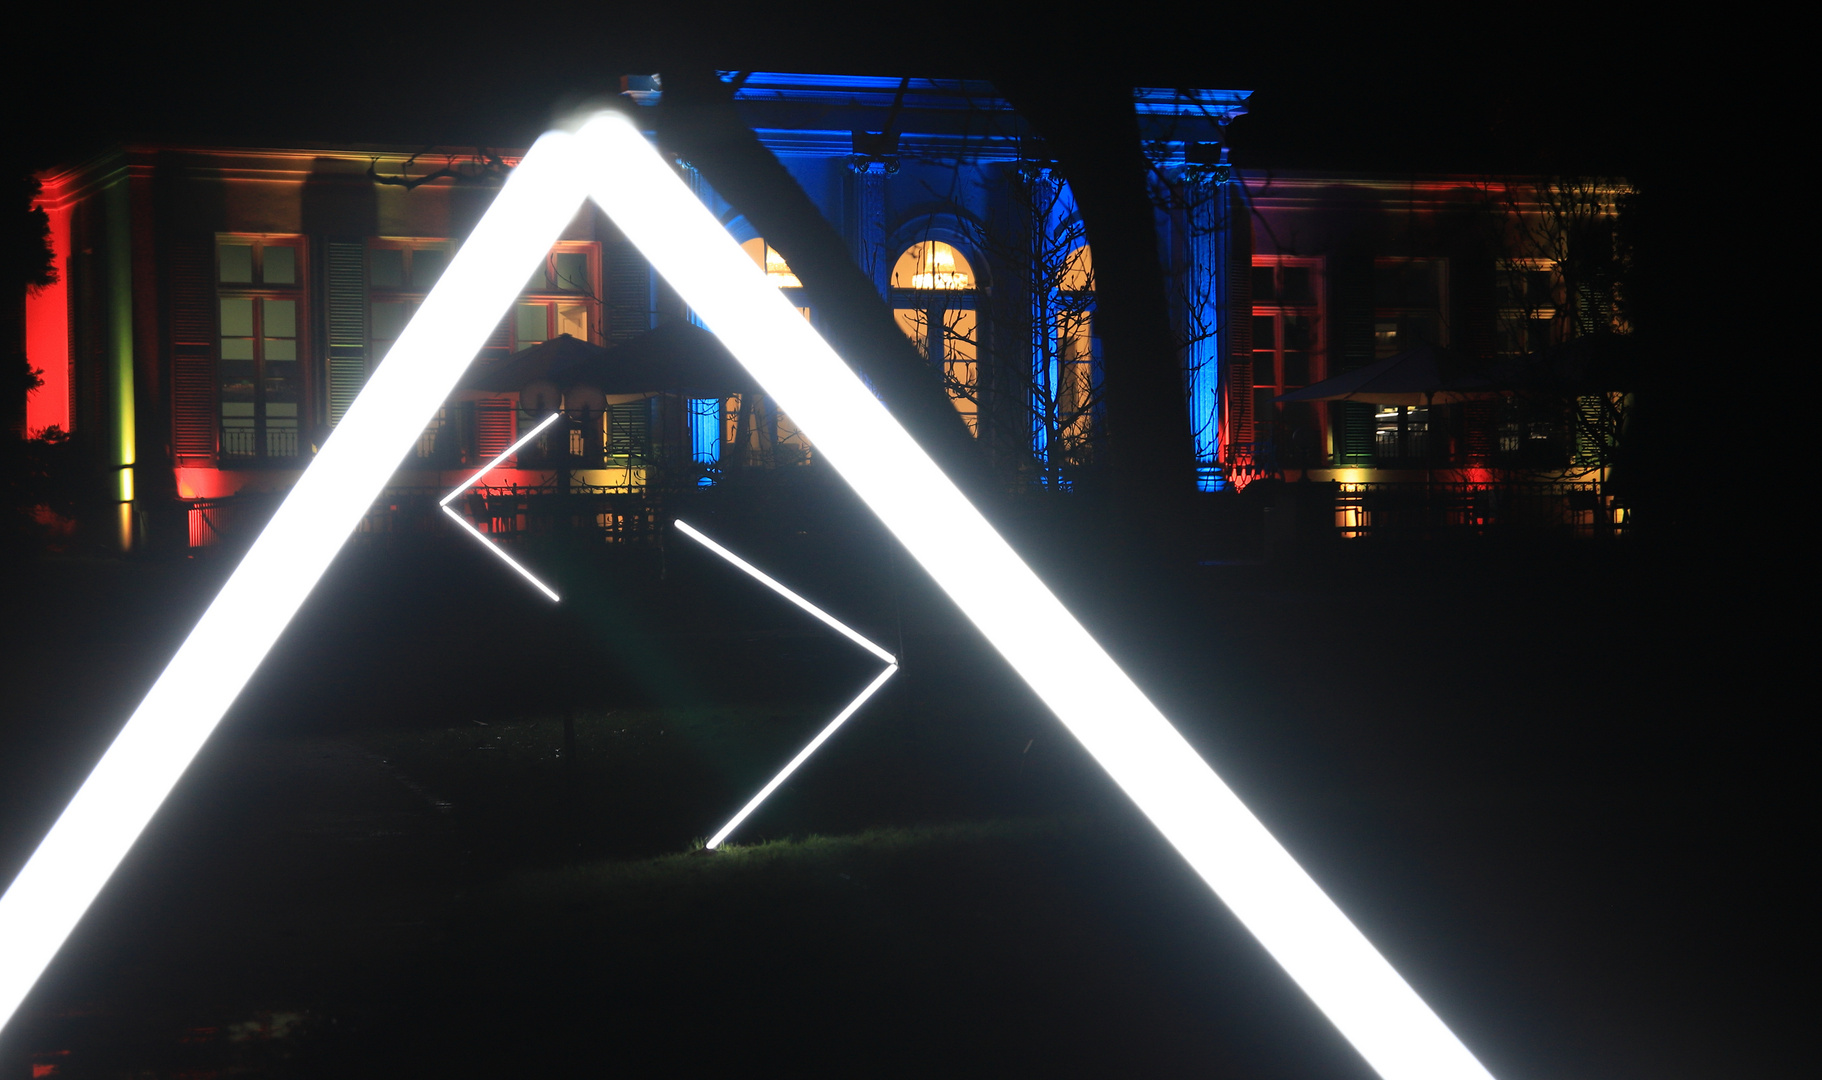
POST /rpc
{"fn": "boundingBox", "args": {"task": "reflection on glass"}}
[555,251,589,292]
[370,248,405,289]
[516,304,548,345]
[413,248,447,287]
[220,298,254,337]
[263,299,295,338]
[219,244,253,283]
[263,246,296,284]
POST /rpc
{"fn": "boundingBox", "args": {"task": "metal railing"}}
[1331,481,1623,540]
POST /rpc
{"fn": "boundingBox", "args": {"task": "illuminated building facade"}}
[20,73,1621,550]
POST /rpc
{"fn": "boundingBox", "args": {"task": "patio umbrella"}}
[591,320,755,396]
[464,334,611,393]
[1274,343,1502,405]
[463,324,754,396]
[1275,343,1504,495]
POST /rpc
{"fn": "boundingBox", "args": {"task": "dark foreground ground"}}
[0,504,1800,1078]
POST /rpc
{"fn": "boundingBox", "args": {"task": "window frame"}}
[511,241,602,350]
[1370,257,1449,465]
[366,238,455,373]
[1494,257,1561,358]
[889,240,984,437]
[214,234,309,466]
[1250,255,1325,464]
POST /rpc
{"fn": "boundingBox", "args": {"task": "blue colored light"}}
[689,397,721,485]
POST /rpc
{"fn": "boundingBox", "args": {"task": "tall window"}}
[217,236,306,461]
[1372,258,1448,462]
[369,241,459,466]
[736,238,812,464]
[1051,244,1095,454]
[368,241,451,369]
[1251,257,1323,464]
[891,241,979,435]
[1495,258,1559,357]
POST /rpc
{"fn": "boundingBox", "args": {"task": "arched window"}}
[1048,244,1098,463]
[740,237,803,290]
[890,241,979,435]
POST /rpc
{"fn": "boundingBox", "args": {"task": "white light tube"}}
[437,410,563,599]
[672,516,897,848]
[575,112,1494,1080]
[706,663,898,850]
[0,129,592,1035]
[1,110,1498,1080]
[439,506,560,602]
[440,410,565,506]
[673,519,896,665]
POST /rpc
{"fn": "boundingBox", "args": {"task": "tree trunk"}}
[991,75,1195,560]
[655,71,984,493]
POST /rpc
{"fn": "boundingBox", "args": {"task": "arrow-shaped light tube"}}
[575,113,1494,1080]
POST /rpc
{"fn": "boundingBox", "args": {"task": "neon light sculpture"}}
[671,519,897,849]
[439,410,563,601]
[0,111,1496,1080]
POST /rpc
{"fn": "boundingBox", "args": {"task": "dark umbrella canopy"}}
[464,323,754,396]
[597,320,754,396]
[465,334,608,393]
[1276,343,1501,406]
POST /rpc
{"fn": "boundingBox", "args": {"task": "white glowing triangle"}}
[0,112,1494,1080]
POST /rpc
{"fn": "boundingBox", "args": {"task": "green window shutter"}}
[168,236,216,461]
[609,400,650,457]
[1573,395,1605,467]
[326,241,366,426]
[606,239,652,344]
[1333,402,1374,465]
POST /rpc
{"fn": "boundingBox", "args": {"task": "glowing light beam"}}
[0,126,591,1035]
[574,113,1494,1080]
[673,519,895,666]
[439,410,564,600]
[440,409,565,507]
[0,111,1499,1080]
[706,664,898,850]
[673,518,897,848]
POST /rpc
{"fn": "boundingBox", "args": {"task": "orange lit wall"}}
[24,186,71,435]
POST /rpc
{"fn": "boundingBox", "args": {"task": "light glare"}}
[0,128,591,1034]
[439,410,564,600]
[0,111,1500,1080]
[672,518,898,848]
[575,113,1494,1080]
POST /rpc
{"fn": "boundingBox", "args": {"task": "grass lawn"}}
[0,533,1800,1078]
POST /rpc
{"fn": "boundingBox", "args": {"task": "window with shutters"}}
[1251,257,1323,465]
[216,236,307,462]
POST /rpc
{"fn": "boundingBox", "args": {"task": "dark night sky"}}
[11,5,1684,181]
